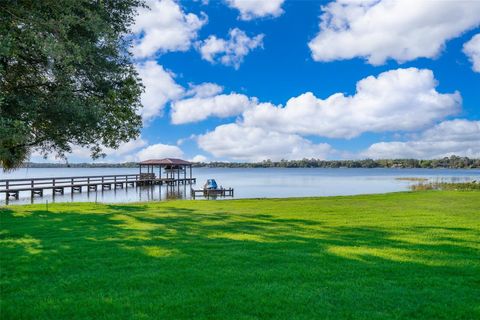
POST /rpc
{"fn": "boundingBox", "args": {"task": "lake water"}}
[1,167,479,205]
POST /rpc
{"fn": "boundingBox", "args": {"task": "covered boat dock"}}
[138,158,195,185]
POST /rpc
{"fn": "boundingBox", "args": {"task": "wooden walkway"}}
[0,174,196,201]
[191,188,234,199]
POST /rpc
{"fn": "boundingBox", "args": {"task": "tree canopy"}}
[0,0,145,170]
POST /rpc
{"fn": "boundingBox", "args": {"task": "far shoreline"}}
[15,155,480,170]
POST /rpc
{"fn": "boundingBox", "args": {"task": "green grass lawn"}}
[1,191,479,319]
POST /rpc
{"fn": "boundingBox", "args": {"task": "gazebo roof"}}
[138,158,192,165]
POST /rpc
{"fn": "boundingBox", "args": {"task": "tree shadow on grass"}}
[0,204,479,319]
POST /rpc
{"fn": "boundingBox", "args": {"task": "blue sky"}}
[35,0,480,163]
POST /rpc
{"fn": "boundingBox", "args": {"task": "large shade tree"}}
[0,0,145,170]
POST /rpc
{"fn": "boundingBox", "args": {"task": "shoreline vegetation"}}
[409,181,480,191]
[1,191,479,319]
[20,155,480,169]
[395,178,480,191]
[395,177,429,181]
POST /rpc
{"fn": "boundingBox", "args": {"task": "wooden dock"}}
[0,174,196,201]
[191,188,234,199]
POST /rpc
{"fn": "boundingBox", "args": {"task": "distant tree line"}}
[200,156,479,169]
[22,156,480,169]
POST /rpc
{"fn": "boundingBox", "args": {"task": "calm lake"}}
[1,167,479,205]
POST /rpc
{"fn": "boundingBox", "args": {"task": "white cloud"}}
[171,83,258,124]
[135,143,184,161]
[191,155,208,162]
[104,138,148,158]
[309,0,480,65]
[30,150,63,163]
[136,60,184,121]
[362,120,480,159]
[197,123,332,161]
[198,28,264,69]
[30,138,149,163]
[463,34,480,73]
[225,0,285,20]
[132,0,207,58]
[193,0,209,5]
[242,68,461,138]
[186,82,223,98]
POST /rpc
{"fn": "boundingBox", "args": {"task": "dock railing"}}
[0,174,141,192]
[1,173,197,201]
[191,187,234,199]
[1,174,146,200]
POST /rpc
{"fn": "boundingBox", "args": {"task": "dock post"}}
[5,180,9,202]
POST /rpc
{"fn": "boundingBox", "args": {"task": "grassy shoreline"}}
[1,191,479,319]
